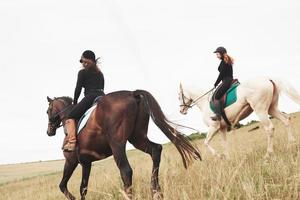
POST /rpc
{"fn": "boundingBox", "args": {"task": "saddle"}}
[210,79,240,126]
[76,96,103,134]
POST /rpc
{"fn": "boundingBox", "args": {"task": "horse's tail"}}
[133,90,201,168]
[271,78,300,105]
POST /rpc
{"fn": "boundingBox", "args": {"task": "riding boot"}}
[211,100,222,121]
[63,119,77,152]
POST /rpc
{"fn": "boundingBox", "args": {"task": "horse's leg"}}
[129,104,163,199]
[204,125,220,157]
[130,137,163,197]
[256,112,275,159]
[80,162,92,200]
[111,143,133,199]
[59,153,79,200]
[269,108,296,143]
[219,128,229,159]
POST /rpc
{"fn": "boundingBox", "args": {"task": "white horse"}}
[178,77,300,159]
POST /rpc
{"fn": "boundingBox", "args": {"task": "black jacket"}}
[73,69,104,104]
[214,60,233,87]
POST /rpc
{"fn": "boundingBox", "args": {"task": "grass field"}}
[1,112,300,200]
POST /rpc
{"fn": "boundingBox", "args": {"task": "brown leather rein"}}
[180,87,214,109]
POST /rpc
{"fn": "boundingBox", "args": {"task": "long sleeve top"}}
[214,60,233,87]
[73,69,104,104]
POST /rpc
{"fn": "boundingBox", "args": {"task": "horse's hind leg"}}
[60,153,79,200]
[269,108,296,143]
[111,143,133,199]
[80,162,92,200]
[129,109,163,198]
[130,137,162,196]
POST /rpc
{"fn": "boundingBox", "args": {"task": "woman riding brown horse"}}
[64,50,105,152]
[47,90,201,200]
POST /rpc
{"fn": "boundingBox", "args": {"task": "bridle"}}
[48,98,73,129]
[180,90,193,109]
[180,86,214,110]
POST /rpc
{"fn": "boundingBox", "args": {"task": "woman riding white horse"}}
[179,77,300,159]
[211,47,234,121]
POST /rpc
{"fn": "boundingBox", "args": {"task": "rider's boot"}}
[211,100,222,121]
[63,119,77,152]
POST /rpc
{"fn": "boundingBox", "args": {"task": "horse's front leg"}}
[80,162,92,200]
[59,152,79,200]
[204,125,220,157]
[256,112,275,159]
[219,128,229,159]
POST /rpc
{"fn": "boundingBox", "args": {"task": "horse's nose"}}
[47,130,51,136]
[47,130,55,136]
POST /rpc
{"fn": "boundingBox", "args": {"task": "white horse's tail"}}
[271,78,300,105]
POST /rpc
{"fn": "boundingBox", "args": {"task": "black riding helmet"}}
[79,50,96,63]
[213,47,227,55]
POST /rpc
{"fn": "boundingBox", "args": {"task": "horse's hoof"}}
[124,193,132,200]
[153,190,164,200]
[263,152,275,164]
[67,195,76,200]
[264,152,273,159]
[63,190,76,200]
[216,153,224,159]
[120,187,133,200]
[68,195,76,200]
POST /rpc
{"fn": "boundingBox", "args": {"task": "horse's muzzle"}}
[180,107,188,115]
[47,127,56,136]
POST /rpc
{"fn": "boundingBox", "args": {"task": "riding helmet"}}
[213,47,227,55]
[80,50,96,63]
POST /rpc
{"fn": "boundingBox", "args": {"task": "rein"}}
[50,99,73,128]
[51,104,72,121]
[189,88,214,107]
[181,87,214,109]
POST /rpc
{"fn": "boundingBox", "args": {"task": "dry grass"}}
[0,160,65,185]
[1,113,300,200]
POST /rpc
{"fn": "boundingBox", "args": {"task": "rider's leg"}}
[63,119,77,151]
[63,94,102,152]
[211,78,232,121]
[211,99,222,121]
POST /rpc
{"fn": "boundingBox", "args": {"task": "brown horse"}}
[46,90,201,200]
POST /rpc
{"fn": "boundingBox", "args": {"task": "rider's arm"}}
[214,62,225,87]
[73,70,84,104]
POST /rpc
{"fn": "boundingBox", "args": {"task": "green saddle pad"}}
[210,82,240,113]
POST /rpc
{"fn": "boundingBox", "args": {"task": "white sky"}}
[0,0,300,164]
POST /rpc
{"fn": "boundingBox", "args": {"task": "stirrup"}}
[211,115,221,121]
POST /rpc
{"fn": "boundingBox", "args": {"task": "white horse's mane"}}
[181,83,212,102]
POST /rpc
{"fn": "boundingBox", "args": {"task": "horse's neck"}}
[56,98,73,120]
[186,88,210,111]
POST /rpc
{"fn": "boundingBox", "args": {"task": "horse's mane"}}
[183,84,206,96]
[56,96,73,105]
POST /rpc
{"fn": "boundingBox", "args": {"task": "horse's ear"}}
[180,83,183,91]
[47,96,53,102]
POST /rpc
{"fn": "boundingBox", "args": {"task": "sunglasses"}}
[79,58,89,64]
[79,58,96,64]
